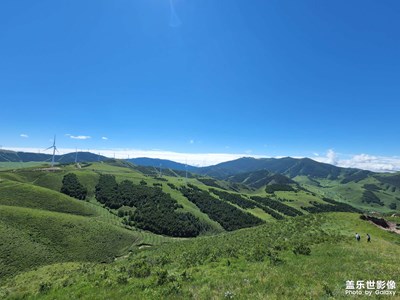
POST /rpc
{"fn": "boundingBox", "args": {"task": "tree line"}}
[95,175,206,237]
[251,196,303,217]
[180,184,263,231]
[209,189,256,209]
[301,198,361,213]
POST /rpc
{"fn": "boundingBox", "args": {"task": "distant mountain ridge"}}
[196,157,372,180]
[1,149,397,186]
[0,149,108,164]
[127,157,198,172]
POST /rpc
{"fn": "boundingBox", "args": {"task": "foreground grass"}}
[2,213,399,299]
[0,180,97,216]
[0,205,141,279]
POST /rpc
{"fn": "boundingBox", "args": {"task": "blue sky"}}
[1,1,399,169]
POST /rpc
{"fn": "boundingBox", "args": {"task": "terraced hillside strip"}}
[251,196,303,217]
[180,185,264,231]
[197,178,226,190]
[301,198,361,213]
[209,188,256,209]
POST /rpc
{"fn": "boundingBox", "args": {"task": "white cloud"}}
[338,154,400,173]
[313,150,400,173]
[20,134,29,138]
[102,137,108,140]
[69,135,91,140]
[326,149,337,165]
[312,149,338,165]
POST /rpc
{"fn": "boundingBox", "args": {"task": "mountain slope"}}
[0,150,108,163]
[227,169,297,189]
[197,157,370,181]
[128,157,198,172]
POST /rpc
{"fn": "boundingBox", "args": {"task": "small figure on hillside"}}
[355,233,360,242]
[367,233,371,242]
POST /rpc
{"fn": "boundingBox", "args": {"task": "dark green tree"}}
[61,173,87,200]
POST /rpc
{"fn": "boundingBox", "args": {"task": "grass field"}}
[1,212,399,299]
[0,161,399,299]
[0,205,138,278]
[0,180,96,216]
[0,164,175,281]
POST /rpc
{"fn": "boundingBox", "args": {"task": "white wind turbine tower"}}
[45,135,58,167]
[75,148,78,164]
[185,159,188,183]
[75,147,82,169]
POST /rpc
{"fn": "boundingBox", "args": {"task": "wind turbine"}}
[45,135,58,167]
[75,148,78,164]
[185,159,188,183]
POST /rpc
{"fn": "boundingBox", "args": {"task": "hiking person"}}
[355,233,360,242]
[367,233,371,242]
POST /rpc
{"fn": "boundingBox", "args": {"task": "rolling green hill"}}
[0,160,399,299]
[0,180,96,216]
[0,164,175,280]
[0,205,137,278]
[1,212,399,299]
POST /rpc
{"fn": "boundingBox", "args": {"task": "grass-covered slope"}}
[1,213,399,299]
[0,180,96,216]
[0,166,173,280]
[0,163,227,234]
[295,175,400,213]
[0,205,137,278]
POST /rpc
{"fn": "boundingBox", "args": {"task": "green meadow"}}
[0,161,398,299]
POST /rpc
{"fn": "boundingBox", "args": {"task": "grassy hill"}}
[1,212,399,299]
[0,164,173,280]
[0,205,137,278]
[0,160,399,298]
[295,174,400,213]
[0,180,96,216]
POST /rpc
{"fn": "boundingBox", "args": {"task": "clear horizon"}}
[1,1,399,172]
[3,145,400,173]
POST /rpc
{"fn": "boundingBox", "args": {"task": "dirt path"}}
[387,221,400,234]
[369,220,400,235]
